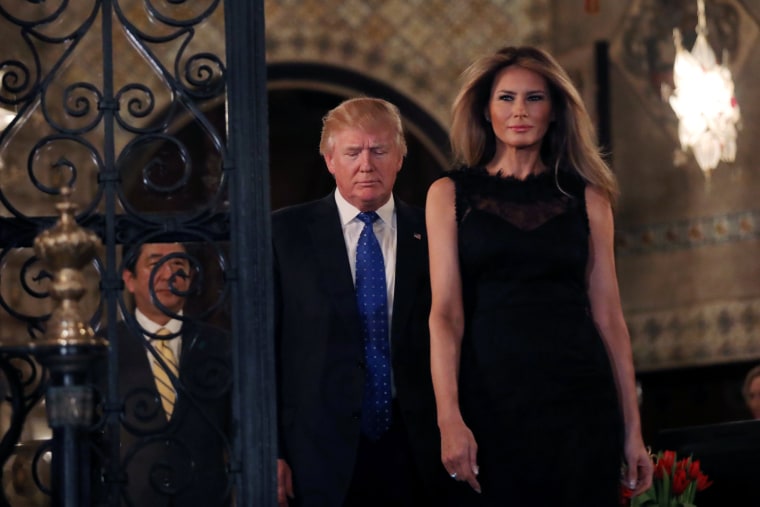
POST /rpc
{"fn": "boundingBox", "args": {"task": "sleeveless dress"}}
[447,168,623,506]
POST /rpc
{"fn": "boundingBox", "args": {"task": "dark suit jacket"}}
[273,192,443,506]
[107,318,232,507]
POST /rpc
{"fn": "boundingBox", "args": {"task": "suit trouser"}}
[343,400,426,507]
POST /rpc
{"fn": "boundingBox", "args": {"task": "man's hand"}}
[277,459,295,507]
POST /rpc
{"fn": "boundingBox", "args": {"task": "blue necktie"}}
[355,211,391,440]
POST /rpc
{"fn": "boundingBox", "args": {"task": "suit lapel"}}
[307,194,363,337]
[119,322,156,392]
[179,320,199,362]
[304,194,424,343]
[117,321,170,427]
[391,200,426,343]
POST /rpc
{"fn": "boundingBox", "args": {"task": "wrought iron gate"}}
[0,1,274,505]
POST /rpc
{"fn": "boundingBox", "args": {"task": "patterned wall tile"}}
[628,298,760,371]
[265,0,550,127]
[616,209,760,255]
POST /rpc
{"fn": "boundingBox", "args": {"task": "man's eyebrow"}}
[146,253,178,262]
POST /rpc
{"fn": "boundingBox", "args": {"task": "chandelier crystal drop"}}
[668,0,741,175]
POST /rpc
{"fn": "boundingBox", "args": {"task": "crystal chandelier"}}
[668,0,741,175]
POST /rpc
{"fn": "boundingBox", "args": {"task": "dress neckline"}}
[474,166,553,184]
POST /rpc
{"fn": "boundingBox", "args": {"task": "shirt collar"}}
[135,308,183,336]
[334,190,395,227]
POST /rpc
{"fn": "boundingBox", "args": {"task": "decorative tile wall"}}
[616,210,760,255]
[619,209,760,370]
[264,0,550,127]
[628,298,760,371]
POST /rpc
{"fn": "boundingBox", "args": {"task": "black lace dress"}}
[447,168,623,506]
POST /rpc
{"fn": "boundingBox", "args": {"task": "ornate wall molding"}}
[629,297,760,371]
[616,208,760,255]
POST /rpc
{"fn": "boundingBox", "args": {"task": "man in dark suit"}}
[108,242,232,506]
[273,98,447,507]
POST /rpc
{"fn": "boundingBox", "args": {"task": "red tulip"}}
[619,485,633,506]
[647,450,713,504]
[672,468,691,496]
[653,460,665,480]
[696,471,713,491]
[659,450,676,473]
[654,450,676,480]
[687,459,702,480]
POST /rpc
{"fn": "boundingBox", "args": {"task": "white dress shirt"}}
[334,191,397,330]
[135,308,183,366]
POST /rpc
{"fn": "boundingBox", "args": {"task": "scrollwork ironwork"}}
[0,0,239,504]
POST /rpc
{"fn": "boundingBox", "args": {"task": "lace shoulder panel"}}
[444,167,589,231]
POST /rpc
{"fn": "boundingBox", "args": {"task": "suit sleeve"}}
[272,216,288,461]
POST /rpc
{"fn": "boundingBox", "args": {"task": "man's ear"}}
[122,270,135,294]
[395,155,403,174]
[324,153,336,176]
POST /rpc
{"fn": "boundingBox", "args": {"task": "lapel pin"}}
[413,233,422,240]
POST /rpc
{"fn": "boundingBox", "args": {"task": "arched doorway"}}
[267,62,450,210]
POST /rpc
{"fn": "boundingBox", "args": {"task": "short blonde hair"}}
[319,97,407,157]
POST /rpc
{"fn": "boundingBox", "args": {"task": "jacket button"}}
[351,410,361,420]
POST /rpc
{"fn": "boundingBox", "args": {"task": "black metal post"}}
[35,348,104,507]
[224,0,277,505]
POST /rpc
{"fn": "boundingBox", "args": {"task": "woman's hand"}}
[440,416,481,493]
[623,433,653,496]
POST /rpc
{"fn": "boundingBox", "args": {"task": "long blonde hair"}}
[450,46,618,205]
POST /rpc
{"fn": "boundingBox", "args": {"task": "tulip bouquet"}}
[629,450,713,507]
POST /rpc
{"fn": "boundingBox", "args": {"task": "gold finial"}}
[32,186,105,348]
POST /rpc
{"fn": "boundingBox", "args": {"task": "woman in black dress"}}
[426,46,652,506]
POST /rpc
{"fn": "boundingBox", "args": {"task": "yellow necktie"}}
[152,327,179,419]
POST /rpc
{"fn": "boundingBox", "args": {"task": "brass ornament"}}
[32,187,105,348]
